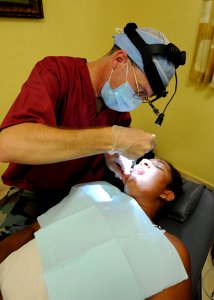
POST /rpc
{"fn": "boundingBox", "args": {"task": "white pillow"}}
[0,239,49,300]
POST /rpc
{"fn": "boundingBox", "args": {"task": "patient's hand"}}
[0,221,40,263]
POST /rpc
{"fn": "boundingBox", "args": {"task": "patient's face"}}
[123,159,172,200]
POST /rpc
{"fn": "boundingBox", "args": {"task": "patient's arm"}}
[0,221,40,263]
[147,233,192,300]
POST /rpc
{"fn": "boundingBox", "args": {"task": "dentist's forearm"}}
[0,123,113,164]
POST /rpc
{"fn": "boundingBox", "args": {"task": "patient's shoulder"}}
[164,232,191,274]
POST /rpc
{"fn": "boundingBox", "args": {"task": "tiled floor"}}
[0,184,8,198]
[202,248,214,300]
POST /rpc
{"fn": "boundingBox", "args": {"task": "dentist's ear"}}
[160,190,175,202]
[112,50,129,69]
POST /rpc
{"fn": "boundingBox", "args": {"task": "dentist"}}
[0,23,185,240]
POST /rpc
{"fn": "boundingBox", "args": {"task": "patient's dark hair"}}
[167,161,183,199]
[154,161,183,222]
[136,154,183,198]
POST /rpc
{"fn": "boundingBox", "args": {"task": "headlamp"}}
[124,23,186,126]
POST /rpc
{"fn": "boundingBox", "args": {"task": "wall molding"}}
[178,169,214,191]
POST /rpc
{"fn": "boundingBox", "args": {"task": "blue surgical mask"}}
[101,64,142,112]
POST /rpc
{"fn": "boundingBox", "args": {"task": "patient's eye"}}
[150,159,170,177]
[155,164,164,171]
[152,160,165,172]
[156,165,163,170]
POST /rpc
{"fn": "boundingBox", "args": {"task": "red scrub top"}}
[0,56,131,202]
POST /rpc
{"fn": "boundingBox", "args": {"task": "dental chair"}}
[111,150,214,300]
[157,178,214,300]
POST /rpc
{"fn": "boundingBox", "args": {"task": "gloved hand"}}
[104,153,135,180]
[108,125,156,160]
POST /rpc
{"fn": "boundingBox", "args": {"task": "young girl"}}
[0,158,191,300]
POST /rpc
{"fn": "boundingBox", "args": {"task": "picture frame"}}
[0,0,43,18]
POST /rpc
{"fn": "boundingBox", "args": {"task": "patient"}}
[0,158,192,300]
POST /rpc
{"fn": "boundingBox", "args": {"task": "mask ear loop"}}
[131,63,140,93]
[125,61,129,83]
[109,61,129,85]
[108,69,114,83]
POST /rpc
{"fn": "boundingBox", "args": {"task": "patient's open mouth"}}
[132,167,145,175]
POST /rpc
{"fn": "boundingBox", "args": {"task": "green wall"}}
[0,0,213,187]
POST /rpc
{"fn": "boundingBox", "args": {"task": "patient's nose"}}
[139,159,151,168]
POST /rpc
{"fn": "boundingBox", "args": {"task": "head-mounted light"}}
[124,23,186,125]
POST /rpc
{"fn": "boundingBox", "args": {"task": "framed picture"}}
[0,0,43,18]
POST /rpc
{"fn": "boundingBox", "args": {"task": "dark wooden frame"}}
[0,0,43,18]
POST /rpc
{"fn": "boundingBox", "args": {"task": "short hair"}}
[106,44,120,56]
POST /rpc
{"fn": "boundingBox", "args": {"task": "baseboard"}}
[178,169,214,191]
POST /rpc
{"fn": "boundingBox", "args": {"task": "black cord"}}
[162,72,178,114]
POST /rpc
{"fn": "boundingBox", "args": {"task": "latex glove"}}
[105,153,134,180]
[108,125,156,160]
